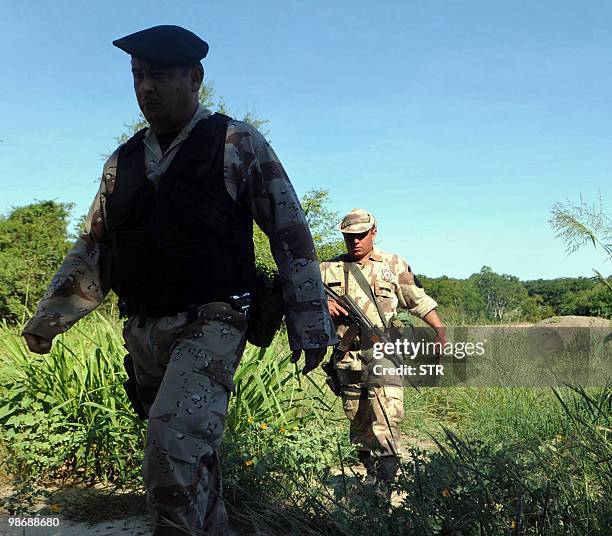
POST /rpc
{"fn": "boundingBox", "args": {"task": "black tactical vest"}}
[105,113,257,317]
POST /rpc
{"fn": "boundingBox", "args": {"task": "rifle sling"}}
[346,262,389,330]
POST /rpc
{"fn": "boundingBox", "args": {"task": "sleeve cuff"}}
[409,297,439,319]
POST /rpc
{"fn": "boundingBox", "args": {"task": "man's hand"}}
[327,298,348,318]
[434,331,447,347]
[24,333,52,354]
[290,347,328,375]
[423,309,446,347]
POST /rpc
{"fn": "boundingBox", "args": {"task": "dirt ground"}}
[0,477,151,536]
[0,517,151,536]
[534,315,611,328]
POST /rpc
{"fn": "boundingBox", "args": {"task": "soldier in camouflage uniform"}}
[320,208,445,487]
[22,25,335,536]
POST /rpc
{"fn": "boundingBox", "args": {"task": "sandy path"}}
[0,516,150,536]
[0,480,151,536]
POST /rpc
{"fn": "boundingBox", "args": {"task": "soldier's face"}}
[343,228,377,261]
[131,57,202,133]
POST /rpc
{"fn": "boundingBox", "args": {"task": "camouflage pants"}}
[337,351,404,458]
[123,302,248,536]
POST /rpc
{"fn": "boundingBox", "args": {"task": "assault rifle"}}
[323,283,419,393]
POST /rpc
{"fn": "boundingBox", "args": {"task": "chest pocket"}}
[326,280,344,294]
[374,281,395,299]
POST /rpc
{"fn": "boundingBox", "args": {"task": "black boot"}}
[374,455,399,507]
[376,455,399,483]
[358,450,377,485]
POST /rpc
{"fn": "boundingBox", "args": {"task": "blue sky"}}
[1,0,610,279]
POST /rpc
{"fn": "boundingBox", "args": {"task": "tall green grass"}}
[0,312,327,483]
[0,313,143,483]
[218,386,611,536]
[227,337,332,433]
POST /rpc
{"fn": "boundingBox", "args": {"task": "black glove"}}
[290,347,328,375]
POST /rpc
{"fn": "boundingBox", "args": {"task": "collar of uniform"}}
[369,248,384,262]
[143,104,213,158]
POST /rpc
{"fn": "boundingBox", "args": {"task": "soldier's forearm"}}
[422,309,446,337]
[22,236,109,340]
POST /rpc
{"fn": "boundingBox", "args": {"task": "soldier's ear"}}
[191,63,204,90]
[371,228,377,240]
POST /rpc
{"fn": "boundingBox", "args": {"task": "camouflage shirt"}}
[320,247,438,333]
[23,106,336,351]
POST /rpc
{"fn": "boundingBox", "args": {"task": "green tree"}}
[470,266,531,322]
[252,189,345,275]
[523,277,597,314]
[0,201,72,322]
[519,294,556,322]
[419,275,486,319]
[302,189,346,262]
[559,281,612,318]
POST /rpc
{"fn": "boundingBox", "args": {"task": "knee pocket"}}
[379,386,405,424]
[342,385,364,421]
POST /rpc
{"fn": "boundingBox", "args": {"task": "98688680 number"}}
[8,517,60,527]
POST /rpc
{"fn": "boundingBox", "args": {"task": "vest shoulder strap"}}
[189,112,232,138]
[212,112,233,123]
[121,127,148,156]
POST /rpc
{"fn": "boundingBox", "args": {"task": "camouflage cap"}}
[339,208,377,234]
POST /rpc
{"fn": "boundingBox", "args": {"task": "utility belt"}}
[119,272,282,348]
[121,277,284,419]
[119,300,187,320]
[119,293,251,321]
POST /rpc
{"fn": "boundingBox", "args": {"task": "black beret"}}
[113,25,208,66]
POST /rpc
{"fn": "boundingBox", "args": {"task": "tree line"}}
[421,268,611,323]
[1,199,609,324]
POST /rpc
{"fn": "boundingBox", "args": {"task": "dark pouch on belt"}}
[246,272,284,347]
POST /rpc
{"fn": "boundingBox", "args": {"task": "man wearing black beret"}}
[23,25,336,536]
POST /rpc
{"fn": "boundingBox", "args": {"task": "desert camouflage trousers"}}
[123,302,248,536]
[337,351,404,458]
